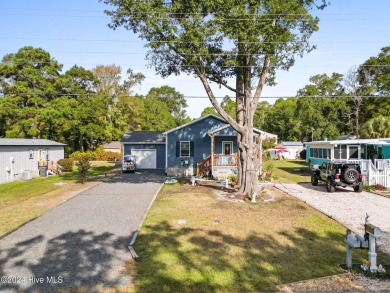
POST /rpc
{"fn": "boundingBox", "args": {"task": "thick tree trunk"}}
[237,128,258,201]
[236,63,259,201]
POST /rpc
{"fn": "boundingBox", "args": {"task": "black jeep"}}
[311,162,363,193]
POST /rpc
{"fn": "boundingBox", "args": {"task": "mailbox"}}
[365,223,382,238]
[345,222,382,271]
[345,230,368,249]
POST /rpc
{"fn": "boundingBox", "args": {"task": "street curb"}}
[128,182,164,260]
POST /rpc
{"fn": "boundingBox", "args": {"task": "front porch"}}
[196,154,238,177]
[196,124,263,178]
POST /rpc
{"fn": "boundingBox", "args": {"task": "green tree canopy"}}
[146,86,189,126]
[296,73,348,141]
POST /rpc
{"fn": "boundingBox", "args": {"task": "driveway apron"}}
[0,170,165,292]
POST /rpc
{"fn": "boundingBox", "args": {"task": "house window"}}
[45,148,50,161]
[29,149,34,159]
[180,141,190,157]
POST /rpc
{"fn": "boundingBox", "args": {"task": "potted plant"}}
[227,174,238,188]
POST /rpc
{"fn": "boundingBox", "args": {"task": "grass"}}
[265,160,311,183]
[133,182,390,292]
[0,161,119,236]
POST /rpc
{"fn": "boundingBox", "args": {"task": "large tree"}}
[92,64,145,140]
[102,0,327,198]
[359,47,390,120]
[296,73,349,141]
[146,85,190,126]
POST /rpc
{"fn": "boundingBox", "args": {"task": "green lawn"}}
[265,159,311,183]
[0,161,119,236]
[132,182,390,292]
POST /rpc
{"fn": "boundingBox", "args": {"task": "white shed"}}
[268,141,304,160]
[0,138,66,184]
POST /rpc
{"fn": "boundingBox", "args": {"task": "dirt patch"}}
[277,273,365,291]
[277,273,390,292]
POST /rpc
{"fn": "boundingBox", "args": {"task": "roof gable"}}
[163,114,227,135]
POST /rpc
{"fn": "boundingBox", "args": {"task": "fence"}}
[361,159,390,188]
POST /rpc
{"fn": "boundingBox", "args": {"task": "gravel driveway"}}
[274,183,390,255]
[0,170,164,293]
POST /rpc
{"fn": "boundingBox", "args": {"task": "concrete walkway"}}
[0,170,165,292]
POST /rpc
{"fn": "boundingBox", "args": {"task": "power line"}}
[0,51,388,57]
[0,8,378,17]
[1,60,389,68]
[0,37,386,45]
[2,13,387,22]
[1,92,389,99]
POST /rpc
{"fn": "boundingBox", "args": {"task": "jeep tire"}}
[311,173,318,186]
[354,183,363,193]
[343,168,359,184]
[326,178,335,193]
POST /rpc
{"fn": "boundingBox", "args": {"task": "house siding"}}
[166,116,227,175]
[0,145,64,184]
[123,144,166,169]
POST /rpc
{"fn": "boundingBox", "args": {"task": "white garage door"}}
[131,149,157,169]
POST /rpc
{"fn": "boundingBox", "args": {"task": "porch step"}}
[197,155,211,177]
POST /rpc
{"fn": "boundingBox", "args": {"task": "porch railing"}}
[213,154,237,166]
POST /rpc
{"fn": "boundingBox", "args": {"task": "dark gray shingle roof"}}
[0,138,66,146]
[121,131,166,144]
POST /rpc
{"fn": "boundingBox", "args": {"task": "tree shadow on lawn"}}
[134,221,347,293]
[0,230,132,292]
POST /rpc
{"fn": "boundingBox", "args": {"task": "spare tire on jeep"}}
[343,168,359,184]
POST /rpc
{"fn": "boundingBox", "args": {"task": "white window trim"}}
[29,149,34,159]
[180,141,190,157]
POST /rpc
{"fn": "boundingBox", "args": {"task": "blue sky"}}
[1,1,389,118]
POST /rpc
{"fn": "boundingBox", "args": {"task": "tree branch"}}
[208,76,244,96]
[195,68,243,133]
[251,54,271,109]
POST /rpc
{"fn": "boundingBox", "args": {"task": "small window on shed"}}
[29,149,34,159]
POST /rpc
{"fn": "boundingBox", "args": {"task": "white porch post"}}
[211,134,214,176]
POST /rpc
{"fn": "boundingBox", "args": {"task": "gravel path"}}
[274,183,390,255]
[0,170,164,293]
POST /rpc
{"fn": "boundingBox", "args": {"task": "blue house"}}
[121,115,277,177]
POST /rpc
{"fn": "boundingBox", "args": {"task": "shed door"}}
[131,149,157,169]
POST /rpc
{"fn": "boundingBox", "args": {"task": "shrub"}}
[374,184,387,191]
[227,174,238,184]
[57,158,74,172]
[76,154,91,184]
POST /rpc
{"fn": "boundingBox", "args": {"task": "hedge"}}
[70,147,121,162]
[57,158,74,172]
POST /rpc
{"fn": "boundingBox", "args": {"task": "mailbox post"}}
[365,223,382,271]
[345,223,382,271]
[345,229,368,268]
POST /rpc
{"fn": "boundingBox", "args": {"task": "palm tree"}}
[360,116,390,138]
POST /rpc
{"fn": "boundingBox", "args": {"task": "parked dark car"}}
[311,161,363,193]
